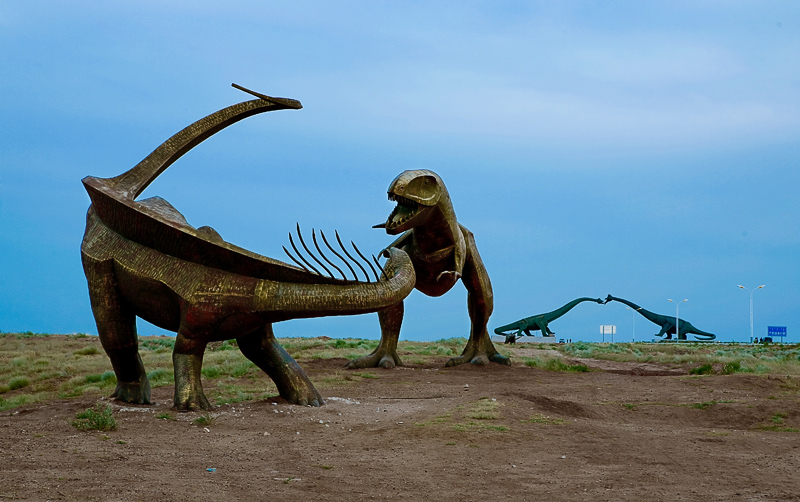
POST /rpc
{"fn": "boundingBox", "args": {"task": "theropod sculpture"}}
[346,170,510,368]
[494,297,605,343]
[81,85,416,411]
[604,295,716,341]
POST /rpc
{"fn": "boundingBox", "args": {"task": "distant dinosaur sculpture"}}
[346,170,510,369]
[604,295,715,341]
[493,297,605,343]
[81,85,416,411]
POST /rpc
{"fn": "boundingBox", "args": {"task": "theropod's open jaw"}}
[385,193,425,234]
[379,170,442,234]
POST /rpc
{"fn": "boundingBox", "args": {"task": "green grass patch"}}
[146,368,174,387]
[465,398,501,420]
[690,363,714,375]
[8,376,30,390]
[757,425,799,432]
[757,413,798,432]
[524,356,588,372]
[73,346,100,356]
[193,412,216,426]
[211,382,274,406]
[71,404,117,431]
[691,400,718,410]
[771,412,788,424]
[415,415,451,427]
[551,341,800,375]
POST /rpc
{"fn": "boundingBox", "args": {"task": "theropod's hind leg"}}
[83,258,151,404]
[346,301,404,369]
[446,230,510,367]
[238,324,323,406]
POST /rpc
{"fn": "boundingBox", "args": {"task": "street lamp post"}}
[626,306,642,342]
[667,299,687,341]
[738,285,765,343]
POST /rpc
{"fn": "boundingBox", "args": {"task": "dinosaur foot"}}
[280,380,324,407]
[110,379,152,405]
[346,349,403,369]
[446,350,510,367]
[175,391,212,412]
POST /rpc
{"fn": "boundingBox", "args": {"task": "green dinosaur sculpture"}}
[346,170,510,368]
[604,295,716,341]
[493,297,605,343]
[81,86,416,411]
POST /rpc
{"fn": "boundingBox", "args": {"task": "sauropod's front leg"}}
[237,324,323,406]
[84,258,151,404]
[446,230,510,367]
[346,301,404,369]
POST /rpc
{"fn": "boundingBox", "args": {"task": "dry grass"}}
[3,332,799,411]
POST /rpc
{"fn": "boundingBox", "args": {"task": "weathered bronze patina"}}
[605,295,716,340]
[494,297,605,343]
[81,86,416,410]
[347,170,510,368]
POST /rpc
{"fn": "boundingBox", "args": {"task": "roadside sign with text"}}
[768,326,787,337]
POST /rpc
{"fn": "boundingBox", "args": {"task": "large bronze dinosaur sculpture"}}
[604,295,716,341]
[81,86,416,411]
[493,297,605,343]
[346,170,510,368]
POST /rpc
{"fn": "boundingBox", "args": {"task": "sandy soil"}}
[2,347,800,501]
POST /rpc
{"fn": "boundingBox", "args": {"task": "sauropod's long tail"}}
[100,84,301,200]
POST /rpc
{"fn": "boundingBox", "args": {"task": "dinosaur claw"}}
[436,270,461,282]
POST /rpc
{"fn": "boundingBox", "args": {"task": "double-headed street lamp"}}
[738,284,765,343]
[667,299,687,340]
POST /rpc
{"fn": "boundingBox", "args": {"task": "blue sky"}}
[1,1,798,343]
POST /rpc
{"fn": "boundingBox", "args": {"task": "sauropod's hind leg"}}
[237,324,323,407]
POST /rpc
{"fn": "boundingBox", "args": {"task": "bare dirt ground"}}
[2,346,800,502]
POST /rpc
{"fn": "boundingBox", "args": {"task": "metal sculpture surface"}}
[604,295,716,341]
[494,297,605,343]
[81,86,416,410]
[347,170,510,368]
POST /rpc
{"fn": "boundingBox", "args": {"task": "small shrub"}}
[690,363,714,375]
[8,376,31,390]
[193,412,216,426]
[771,412,787,424]
[692,400,717,410]
[73,346,100,356]
[71,404,117,431]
